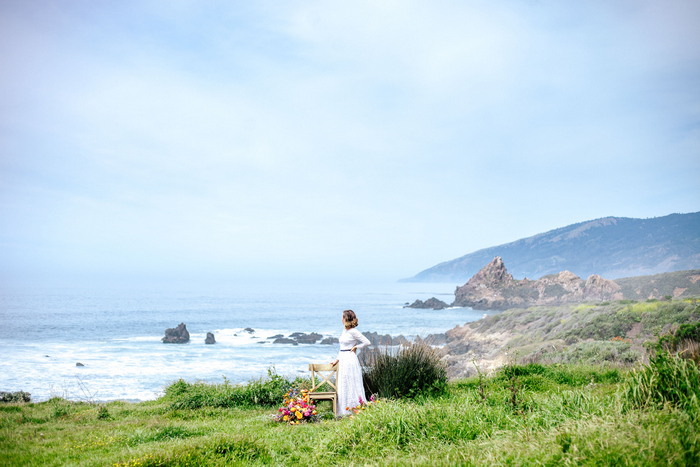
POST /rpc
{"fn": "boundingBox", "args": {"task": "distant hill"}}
[401,211,700,283]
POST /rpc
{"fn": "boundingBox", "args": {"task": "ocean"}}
[0,281,487,402]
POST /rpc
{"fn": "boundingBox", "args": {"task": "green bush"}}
[0,392,31,403]
[361,340,448,399]
[163,368,298,410]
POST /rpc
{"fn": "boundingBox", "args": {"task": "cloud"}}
[1,0,698,284]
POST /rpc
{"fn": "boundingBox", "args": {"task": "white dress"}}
[336,328,371,416]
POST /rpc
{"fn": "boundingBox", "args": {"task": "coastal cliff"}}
[452,257,622,310]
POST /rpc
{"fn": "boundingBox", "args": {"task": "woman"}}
[330,309,371,416]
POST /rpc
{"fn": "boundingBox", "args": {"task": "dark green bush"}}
[96,405,111,420]
[0,391,31,403]
[361,340,447,399]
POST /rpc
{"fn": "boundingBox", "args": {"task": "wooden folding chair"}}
[308,363,338,416]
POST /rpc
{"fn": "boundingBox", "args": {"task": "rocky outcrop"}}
[273,337,298,345]
[452,257,624,310]
[362,331,409,346]
[205,332,216,344]
[405,297,449,310]
[583,274,623,300]
[162,323,190,344]
[321,337,339,345]
[292,332,322,344]
[453,257,515,310]
[424,333,447,345]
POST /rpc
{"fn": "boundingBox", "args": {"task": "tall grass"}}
[163,369,300,410]
[360,340,447,399]
[625,350,700,413]
[4,363,700,466]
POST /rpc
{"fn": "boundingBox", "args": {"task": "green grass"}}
[2,363,698,466]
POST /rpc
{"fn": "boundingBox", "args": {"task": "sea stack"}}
[205,332,216,344]
[162,323,190,344]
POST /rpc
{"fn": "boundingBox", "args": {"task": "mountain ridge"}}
[401,211,700,283]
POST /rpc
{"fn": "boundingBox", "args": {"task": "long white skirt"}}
[336,351,366,416]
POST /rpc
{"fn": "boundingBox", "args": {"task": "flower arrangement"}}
[275,388,318,425]
[347,394,380,417]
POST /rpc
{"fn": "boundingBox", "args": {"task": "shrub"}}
[360,340,447,399]
[522,340,641,366]
[0,391,31,403]
[96,405,111,420]
[657,322,700,363]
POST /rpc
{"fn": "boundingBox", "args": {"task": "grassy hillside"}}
[443,297,700,378]
[403,211,700,283]
[1,362,698,466]
[616,269,700,300]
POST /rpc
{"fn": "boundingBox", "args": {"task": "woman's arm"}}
[330,349,340,366]
[350,329,371,351]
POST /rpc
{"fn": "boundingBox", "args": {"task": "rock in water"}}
[162,323,190,344]
[293,332,323,344]
[405,297,449,310]
[205,332,216,344]
[273,337,299,345]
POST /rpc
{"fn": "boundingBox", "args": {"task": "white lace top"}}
[337,328,371,355]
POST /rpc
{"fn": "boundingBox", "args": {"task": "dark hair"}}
[343,309,358,329]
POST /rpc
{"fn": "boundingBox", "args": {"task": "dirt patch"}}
[626,322,642,339]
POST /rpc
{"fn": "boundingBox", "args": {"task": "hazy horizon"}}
[2,1,699,288]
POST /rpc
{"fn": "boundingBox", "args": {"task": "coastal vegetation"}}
[443,297,700,378]
[2,353,699,464]
[3,297,698,465]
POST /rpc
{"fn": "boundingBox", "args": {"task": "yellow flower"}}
[283,415,289,421]
[296,411,303,419]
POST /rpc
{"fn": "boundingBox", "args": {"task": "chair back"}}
[308,363,338,392]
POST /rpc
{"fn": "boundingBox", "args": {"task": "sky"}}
[1,0,699,286]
